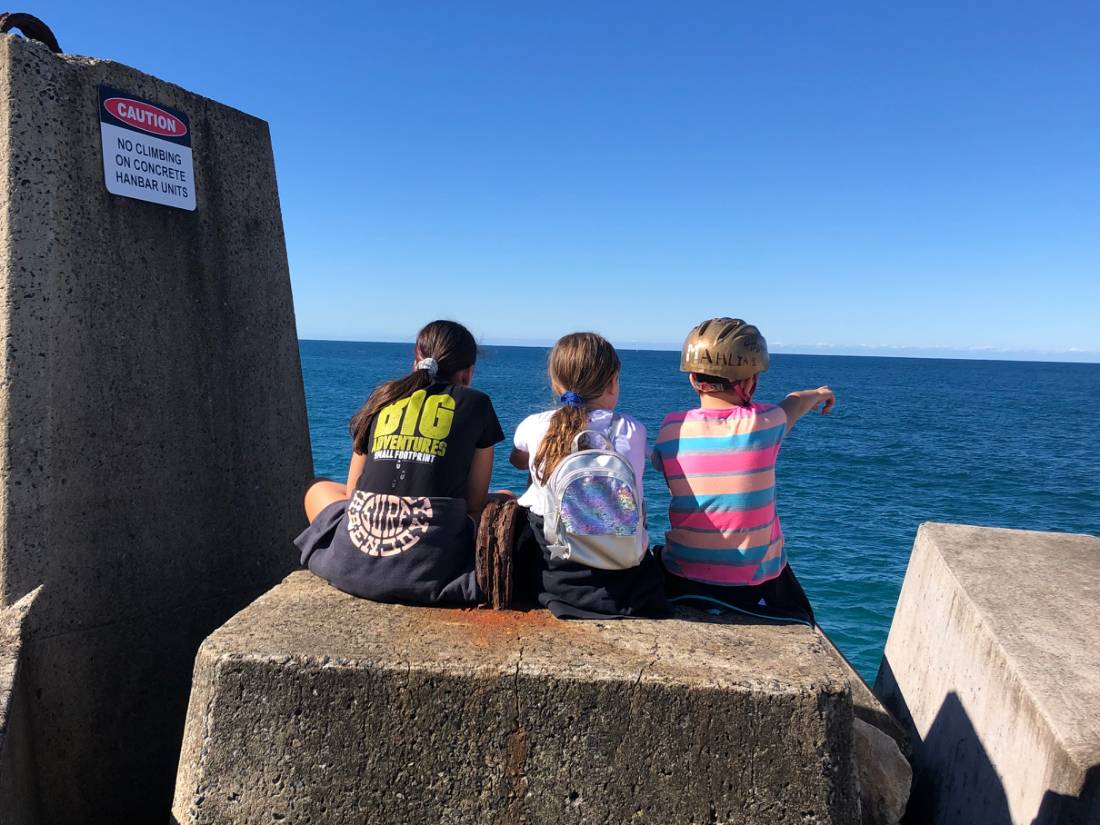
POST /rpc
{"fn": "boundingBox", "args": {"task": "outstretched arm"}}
[779,386,836,435]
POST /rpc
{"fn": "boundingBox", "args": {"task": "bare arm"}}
[779,386,836,435]
[465,446,495,516]
[345,451,367,497]
[509,447,529,471]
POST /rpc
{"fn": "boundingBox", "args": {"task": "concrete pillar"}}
[874,523,1100,825]
[172,571,861,824]
[0,32,312,823]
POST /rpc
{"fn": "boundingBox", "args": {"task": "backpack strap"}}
[570,427,613,453]
[567,412,627,454]
[605,414,625,456]
[605,414,646,525]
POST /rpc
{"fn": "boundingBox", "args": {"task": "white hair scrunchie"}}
[416,357,439,379]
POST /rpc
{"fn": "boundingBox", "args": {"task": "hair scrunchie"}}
[560,391,585,407]
[416,357,439,379]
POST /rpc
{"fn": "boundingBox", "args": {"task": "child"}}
[297,320,505,605]
[510,332,666,618]
[651,317,835,623]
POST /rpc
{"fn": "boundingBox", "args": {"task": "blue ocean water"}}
[300,340,1100,681]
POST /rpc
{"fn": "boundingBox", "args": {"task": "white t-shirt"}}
[512,408,647,516]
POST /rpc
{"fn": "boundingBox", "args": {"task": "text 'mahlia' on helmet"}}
[680,317,769,381]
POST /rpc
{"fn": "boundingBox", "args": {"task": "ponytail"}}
[533,404,590,481]
[349,320,478,454]
[349,370,433,454]
[532,333,621,480]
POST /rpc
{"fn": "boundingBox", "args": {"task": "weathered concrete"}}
[0,588,40,825]
[816,630,908,757]
[173,570,861,824]
[0,33,311,823]
[814,632,910,823]
[874,523,1100,825]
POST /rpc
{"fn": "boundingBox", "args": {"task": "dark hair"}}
[533,332,621,480]
[349,320,478,453]
[691,371,757,405]
[691,372,731,390]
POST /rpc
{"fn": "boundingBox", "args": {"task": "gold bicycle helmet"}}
[680,317,769,381]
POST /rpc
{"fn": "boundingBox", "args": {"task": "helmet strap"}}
[733,375,757,405]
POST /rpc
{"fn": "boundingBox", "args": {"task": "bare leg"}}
[304,479,349,523]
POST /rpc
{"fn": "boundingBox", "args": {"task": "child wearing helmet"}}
[650,318,835,622]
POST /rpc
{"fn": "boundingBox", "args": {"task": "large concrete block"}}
[874,523,1100,825]
[172,571,860,824]
[0,589,40,825]
[0,33,311,823]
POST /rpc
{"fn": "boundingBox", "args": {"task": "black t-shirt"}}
[300,381,503,606]
[355,381,504,501]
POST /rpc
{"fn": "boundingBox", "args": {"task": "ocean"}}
[300,340,1100,681]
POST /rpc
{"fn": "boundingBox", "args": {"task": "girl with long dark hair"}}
[297,320,504,605]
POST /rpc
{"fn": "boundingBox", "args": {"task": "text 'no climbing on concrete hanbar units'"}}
[99,84,196,211]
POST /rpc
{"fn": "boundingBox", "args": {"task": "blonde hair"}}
[533,332,621,480]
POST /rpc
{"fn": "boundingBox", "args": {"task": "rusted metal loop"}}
[0,12,61,53]
[475,495,521,609]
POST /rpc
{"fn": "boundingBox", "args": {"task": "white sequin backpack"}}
[540,416,649,570]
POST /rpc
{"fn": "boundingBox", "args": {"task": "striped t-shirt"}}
[651,403,788,586]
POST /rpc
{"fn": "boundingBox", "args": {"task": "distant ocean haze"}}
[300,340,1100,680]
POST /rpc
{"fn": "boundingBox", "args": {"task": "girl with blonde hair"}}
[511,332,665,618]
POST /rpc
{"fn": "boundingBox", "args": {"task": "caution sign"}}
[99,85,196,210]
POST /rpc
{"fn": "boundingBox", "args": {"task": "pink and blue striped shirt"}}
[651,403,788,586]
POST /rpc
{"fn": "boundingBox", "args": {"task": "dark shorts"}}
[296,496,480,606]
[519,510,669,620]
[657,546,816,626]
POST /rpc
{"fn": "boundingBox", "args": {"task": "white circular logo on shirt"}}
[347,491,433,556]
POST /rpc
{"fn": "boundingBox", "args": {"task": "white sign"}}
[99,85,196,210]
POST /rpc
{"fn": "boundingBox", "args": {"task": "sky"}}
[34,2,1100,361]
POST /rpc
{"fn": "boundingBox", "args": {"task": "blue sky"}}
[40,2,1100,360]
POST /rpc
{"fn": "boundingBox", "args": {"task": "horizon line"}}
[298,336,1100,366]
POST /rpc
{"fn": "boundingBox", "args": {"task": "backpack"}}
[541,416,649,570]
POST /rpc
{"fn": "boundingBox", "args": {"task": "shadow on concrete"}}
[877,659,1010,825]
[1030,764,1100,825]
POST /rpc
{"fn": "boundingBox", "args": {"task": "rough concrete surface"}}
[173,570,861,825]
[0,588,40,825]
[0,33,312,824]
[874,523,1100,825]
[815,631,910,824]
[816,630,908,757]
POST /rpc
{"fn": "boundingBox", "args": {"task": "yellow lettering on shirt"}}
[370,391,455,459]
[419,394,455,440]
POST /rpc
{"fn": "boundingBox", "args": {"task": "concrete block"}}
[0,33,311,823]
[0,588,40,825]
[816,630,908,757]
[815,632,910,824]
[172,571,860,825]
[874,523,1100,825]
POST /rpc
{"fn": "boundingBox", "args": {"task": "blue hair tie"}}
[560,391,585,407]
